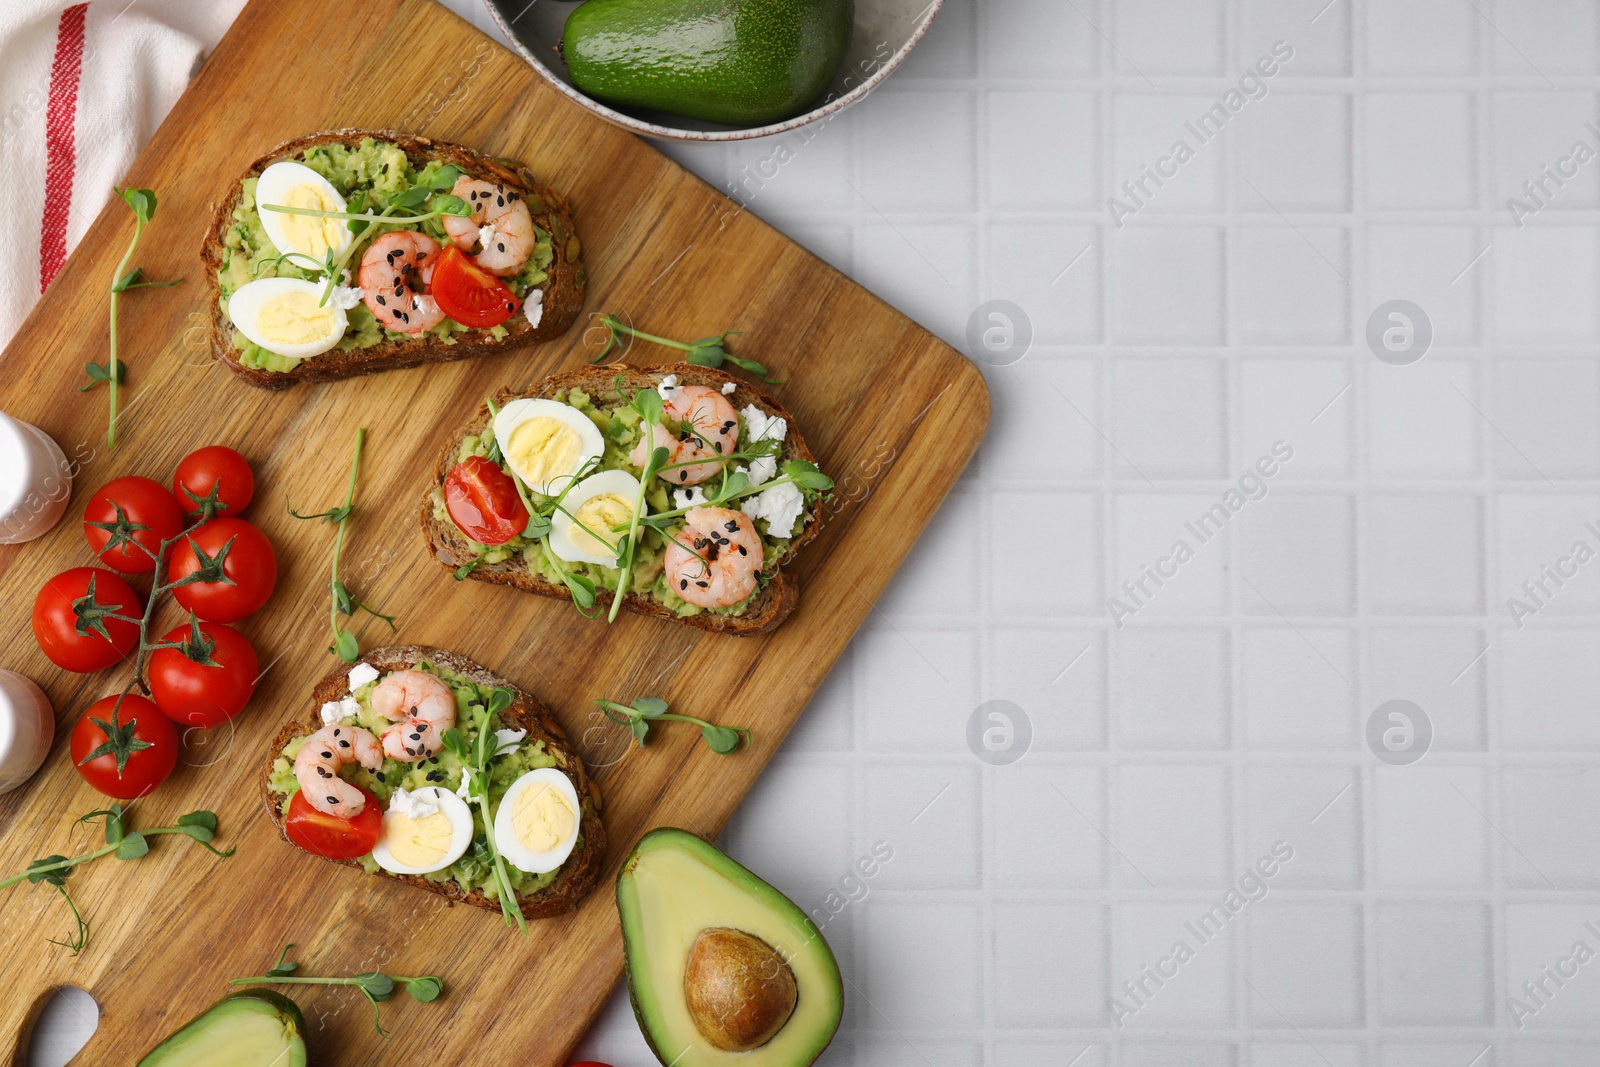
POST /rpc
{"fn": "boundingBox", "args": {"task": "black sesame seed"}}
[339,739,350,748]
[496,242,505,253]
[321,751,332,759]
[326,795,338,805]
[375,771,386,783]
[376,294,386,306]
[696,580,709,588]
[738,545,748,555]
[725,521,738,532]
[680,579,688,590]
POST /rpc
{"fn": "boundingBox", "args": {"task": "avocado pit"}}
[683,926,798,1051]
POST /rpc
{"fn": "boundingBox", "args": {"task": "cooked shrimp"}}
[294,724,384,817]
[372,669,458,762]
[631,385,741,486]
[665,507,763,609]
[441,176,535,277]
[358,231,444,335]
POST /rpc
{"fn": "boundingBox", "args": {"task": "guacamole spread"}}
[219,137,553,373]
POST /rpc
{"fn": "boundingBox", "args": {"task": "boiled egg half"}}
[227,277,347,360]
[549,469,641,566]
[370,786,474,876]
[255,160,353,263]
[493,768,581,875]
[492,398,604,496]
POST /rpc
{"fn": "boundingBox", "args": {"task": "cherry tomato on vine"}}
[444,456,530,545]
[70,694,179,799]
[173,445,255,519]
[430,244,521,328]
[32,567,142,673]
[167,517,278,623]
[82,476,185,575]
[148,619,259,728]
[284,786,382,861]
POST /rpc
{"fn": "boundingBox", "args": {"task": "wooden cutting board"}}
[0,0,986,1062]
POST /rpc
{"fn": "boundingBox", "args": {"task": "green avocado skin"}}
[136,990,308,1067]
[564,0,855,126]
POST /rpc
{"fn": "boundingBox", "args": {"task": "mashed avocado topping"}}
[219,137,551,372]
[436,383,812,619]
[267,660,578,900]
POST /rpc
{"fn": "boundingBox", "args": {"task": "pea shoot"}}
[441,689,528,935]
[100,187,182,447]
[231,944,443,1037]
[1,805,233,955]
[288,427,395,661]
[590,314,780,383]
[596,696,751,755]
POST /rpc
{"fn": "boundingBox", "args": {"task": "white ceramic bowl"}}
[484,0,943,142]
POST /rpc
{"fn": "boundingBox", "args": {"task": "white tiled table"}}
[32,0,1600,1064]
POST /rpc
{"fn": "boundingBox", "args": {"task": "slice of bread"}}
[204,129,586,390]
[258,645,606,920]
[419,363,824,636]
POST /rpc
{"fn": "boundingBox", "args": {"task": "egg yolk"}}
[508,417,581,488]
[384,810,456,869]
[277,182,346,258]
[511,782,575,855]
[571,493,632,556]
[256,290,338,346]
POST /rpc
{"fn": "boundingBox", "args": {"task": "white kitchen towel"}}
[0,0,244,348]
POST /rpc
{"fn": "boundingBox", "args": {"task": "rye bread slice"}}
[204,129,586,390]
[419,363,823,636]
[259,645,605,920]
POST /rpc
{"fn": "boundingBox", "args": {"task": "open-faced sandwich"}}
[204,129,585,389]
[420,364,833,636]
[261,646,604,926]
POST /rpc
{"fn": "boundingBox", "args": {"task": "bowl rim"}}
[483,0,946,142]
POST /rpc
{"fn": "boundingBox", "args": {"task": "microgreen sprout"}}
[102,188,182,447]
[0,805,233,955]
[231,944,444,1037]
[288,427,395,661]
[595,696,751,755]
[590,314,780,383]
[441,688,527,935]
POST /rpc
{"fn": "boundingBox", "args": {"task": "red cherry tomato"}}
[70,694,179,799]
[82,475,185,574]
[285,786,382,861]
[173,446,255,519]
[430,244,521,328]
[445,456,530,545]
[148,620,259,728]
[32,567,142,673]
[167,517,278,623]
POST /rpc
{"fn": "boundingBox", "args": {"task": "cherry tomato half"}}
[173,445,255,519]
[70,694,179,799]
[445,456,530,545]
[167,517,278,623]
[83,476,185,574]
[32,567,142,673]
[148,620,259,728]
[285,786,382,861]
[430,244,521,329]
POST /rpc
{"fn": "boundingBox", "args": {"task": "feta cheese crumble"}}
[742,480,805,539]
[388,787,440,819]
[347,663,379,689]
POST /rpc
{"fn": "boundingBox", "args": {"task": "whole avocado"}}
[563,0,855,126]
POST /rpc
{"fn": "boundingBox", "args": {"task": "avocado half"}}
[618,828,843,1066]
[136,990,307,1067]
[563,0,855,126]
